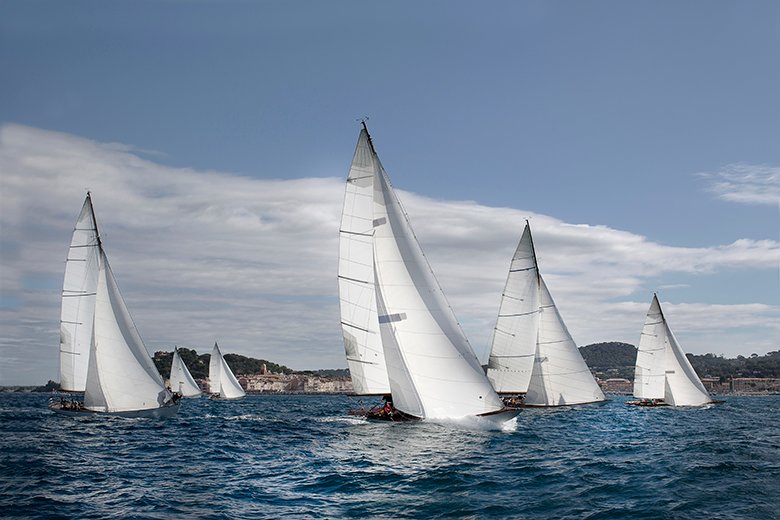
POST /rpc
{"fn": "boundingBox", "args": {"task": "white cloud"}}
[701,163,780,207]
[1,124,778,385]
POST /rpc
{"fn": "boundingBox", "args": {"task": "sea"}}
[1,393,778,519]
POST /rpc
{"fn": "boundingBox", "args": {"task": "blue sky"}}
[1,1,778,385]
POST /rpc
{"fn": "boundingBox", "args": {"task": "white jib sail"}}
[170,348,202,397]
[209,343,245,399]
[59,193,100,392]
[486,223,540,394]
[633,294,668,400]
[370,130,504,419]
[524,276,606,406]
[663,324,711,406]
[84,250,169,412]
[338,128,391,395]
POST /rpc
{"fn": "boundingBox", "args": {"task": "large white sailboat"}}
[51,193,180,418]
[486,222,605,407]
[208,342,246,400]
[630,294,714,407]
[169,347,203,398]
[344,124,517,424]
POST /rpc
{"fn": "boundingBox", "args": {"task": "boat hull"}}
[478,407,520,425]
[49,401,180,418]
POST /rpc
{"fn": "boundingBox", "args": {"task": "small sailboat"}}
[208,342,246,400]
[50,193,180,418]
[344,123,517,424]
[486,222,605,407]
[629,294,715,407]
[169,347,203,398]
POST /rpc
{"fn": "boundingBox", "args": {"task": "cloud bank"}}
[701,163,780,207]
[1,124,778,385]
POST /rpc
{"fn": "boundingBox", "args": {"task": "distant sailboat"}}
[349,123,517,424]
[629,294,714,407]
[486,222,605,407]
[208,342,246,400]
[170,347,202,398]
[50,193,180,418]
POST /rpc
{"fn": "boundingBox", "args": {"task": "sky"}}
[1,1,778,385]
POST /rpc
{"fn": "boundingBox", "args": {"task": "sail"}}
[369,129,504,419]
[338,128,391,395]
[170,348,202,397]
[486,224,540,393]
[84,250,169,412]
[633,295,668,399]
[59,193,100,392]
[524,276,606,406]
[633,295,711,406]
[209,343,245,399]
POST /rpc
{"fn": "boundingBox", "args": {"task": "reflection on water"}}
[0,393,778,518]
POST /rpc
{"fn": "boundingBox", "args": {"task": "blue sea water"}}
[1,394,778,519]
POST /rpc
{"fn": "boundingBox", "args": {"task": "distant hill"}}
[579,342,780,380]
[153,348,294,379]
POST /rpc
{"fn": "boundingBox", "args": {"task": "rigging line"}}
[508,266,536,272]
[61,293,97,297]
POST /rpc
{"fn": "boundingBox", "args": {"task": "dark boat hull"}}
[49,401,180,418]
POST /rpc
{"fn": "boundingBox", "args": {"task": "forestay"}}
[59,194,100,392]
[369,128,505,419]
[338,128,391,396]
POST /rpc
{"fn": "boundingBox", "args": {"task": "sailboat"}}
[169,347,203,398]
[342,123,517,424]
[50,193,180,418]
[486,222,605,407]
[629,294,715,407]
[208,342,246,400]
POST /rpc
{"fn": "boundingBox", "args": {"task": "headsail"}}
[209,343,246,399]
[170,348,202,397]
[524,276,605,406]
[338,127,391,395]
[634,294,711,406]
[368,126,505,419]
[59,193,100,392]
[487,222,604,406]
[84,249,170,413]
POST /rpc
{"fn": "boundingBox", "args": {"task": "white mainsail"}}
[83,249,172,413]
[170,347,202,398]
[208,343,246,399]
[487,222,605,406]
[366,125,506,420]
[486,224,539,393]
[338,128,391,396]
[633,294,712,406]
[59,193,100,392]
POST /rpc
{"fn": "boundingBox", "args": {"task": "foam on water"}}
[1,393,778,518]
